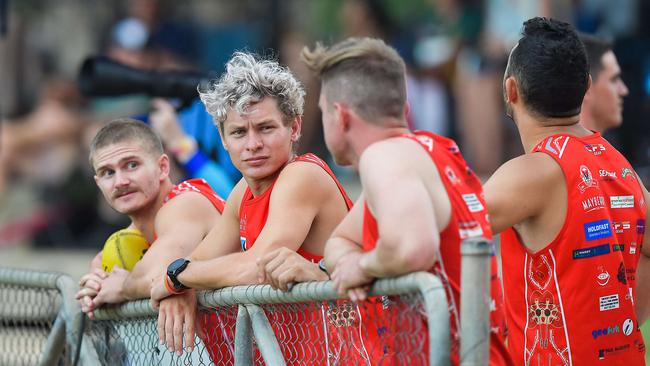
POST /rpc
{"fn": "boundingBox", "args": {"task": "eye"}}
[230,129,245,137]
[126,161,139,169]
[100,169,114,178]
[260,125,275,132]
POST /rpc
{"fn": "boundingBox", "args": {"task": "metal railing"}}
[0,237,494,365]
[0,267,88,366]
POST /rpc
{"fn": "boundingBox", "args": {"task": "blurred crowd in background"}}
[0,0,649,249]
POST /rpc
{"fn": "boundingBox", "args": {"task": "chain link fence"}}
[1,238,496,366]
[85,272,450,366]
[0,267,85,366]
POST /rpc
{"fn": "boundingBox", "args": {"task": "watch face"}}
[168,258,189,275]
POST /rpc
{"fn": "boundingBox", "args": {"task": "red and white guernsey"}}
[501,132,646,364]
[164,178,226,213]
[362,131,511,366]
[239,153,353,261]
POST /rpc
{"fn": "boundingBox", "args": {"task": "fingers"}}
[256,249,285,284]
[185,308,196,353]
[80,296,95,319]
[173,313,184,355]
[157,306,167,346]
[275,268,298,292]
[347,287,368,302]
[165,308,174,354]
[75,285,99,300]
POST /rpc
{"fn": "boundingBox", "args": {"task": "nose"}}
[619,79,629,97]
[245,130,263,151]
[114,170,130,187]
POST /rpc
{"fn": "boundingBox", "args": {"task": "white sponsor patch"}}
[623,319,634,336]
[611,196,635,209]
[600,294,620,311]
[462,193,484,213]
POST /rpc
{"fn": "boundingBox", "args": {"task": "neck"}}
[514,111,591,153]
[579,107,602,133]
[129,179,174,243]
[349,119,410,169]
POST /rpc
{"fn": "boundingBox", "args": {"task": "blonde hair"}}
[89,118,163,168]
[199,52,305,132]
[302,37,406,122]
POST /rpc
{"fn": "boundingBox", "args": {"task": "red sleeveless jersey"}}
[203,153,353,365]
[164,178,225,214]
[238,153,353,261]
[361,131,511,366]
[501,132,646,364]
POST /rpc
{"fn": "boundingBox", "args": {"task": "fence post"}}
[234,304,253,366]
[245,304,286,366]
[460,237,492,366]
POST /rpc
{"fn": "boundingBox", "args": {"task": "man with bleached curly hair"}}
[150,52,352,360]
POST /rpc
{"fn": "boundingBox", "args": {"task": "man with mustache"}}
[76,118,225,353]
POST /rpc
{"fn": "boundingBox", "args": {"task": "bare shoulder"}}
[274,158,338,195]
[359,137,429,174]
[488,153,563,190]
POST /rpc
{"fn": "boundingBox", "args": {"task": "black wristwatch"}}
[167,258,191,291]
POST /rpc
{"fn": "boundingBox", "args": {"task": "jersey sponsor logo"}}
[240,236,247,251]
[584,219,612,241]
[598,343,632,360]
[599,294,620,311]
[621,167,636,180]
[623,319,634,336]
[447,144,460,154]
[596,266,611,286]
[599,169,617,181]
[611,195,635,209]
[542,135,570,157]
[578,165,599,193]
[582,195,606,212]
[573,243,610,259]
[592,323,620,339]
[458,220,483,239]
[630,242,638,254]
[637,219,645,234]
[612,244,625,252]
[613,221,631,234]
[445,166,459,185]
[585,143,606,155]
[462,193,484,213]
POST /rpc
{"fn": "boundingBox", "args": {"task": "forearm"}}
[636,255,650,323]
[324,237,363,273]
[359,239,436,278]
[179,253,259,290]
[122,272,155,300]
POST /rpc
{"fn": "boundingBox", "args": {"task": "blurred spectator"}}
[0,79,127,247]
[579,33,629,133]
[148,98,239,198]
[453,0,553,176]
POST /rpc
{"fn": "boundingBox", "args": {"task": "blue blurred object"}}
[176,99,240,198]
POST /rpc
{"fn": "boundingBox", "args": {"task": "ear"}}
[290,116,302,142]
[93,174,99,186]
[505,77,518,104]
[583,74,593,100]
[158,154,171,179]
[217,124,228,151]
[333,102,350,132]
